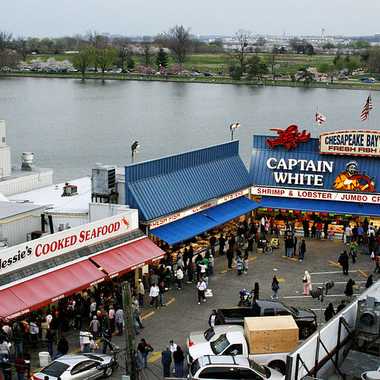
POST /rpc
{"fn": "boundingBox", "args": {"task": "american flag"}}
[315,112,327,125]
[361,95,373,121]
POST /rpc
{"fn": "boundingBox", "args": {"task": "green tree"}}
[367,47,380,73]
[142,42,153,66]
[126,54,135,71]
[246,55,268,80]
[73,48,94,80]
[229,63,243,80]
[95,47,117,81]
[156,48,169,69]
[117,47,128,72]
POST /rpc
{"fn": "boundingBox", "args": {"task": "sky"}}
[2,0,380,38]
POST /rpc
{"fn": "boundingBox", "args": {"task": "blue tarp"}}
[151,197,258,245]
[257,196,380,216]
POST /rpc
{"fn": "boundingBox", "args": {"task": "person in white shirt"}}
[175,268,184,290]
[115,307,124,336]
[108,305,115,333]
[149,284,160,308]
[196,278,207,304]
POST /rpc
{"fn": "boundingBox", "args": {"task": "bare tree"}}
[142,42,153,66]
[0,31,12,51]
[233,30,252,73]
[162,25,192,64]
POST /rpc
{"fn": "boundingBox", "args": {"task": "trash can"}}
[39,352,51,367]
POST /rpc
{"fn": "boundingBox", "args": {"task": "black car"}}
[213,299,317,339]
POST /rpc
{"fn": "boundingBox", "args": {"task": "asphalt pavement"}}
[29,238,376,379]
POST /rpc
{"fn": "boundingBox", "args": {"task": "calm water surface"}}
[0,77,378,182]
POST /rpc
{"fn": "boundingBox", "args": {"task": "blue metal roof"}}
[257,196,380,217]
[249,135,379,191]
[125,141,251,221]
[151,197,258,245]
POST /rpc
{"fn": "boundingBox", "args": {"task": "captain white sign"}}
[266,157,334,187]
[252,185,380,204]
[320,130,380,157]
[0,211,138,276]
[149,189,250,229]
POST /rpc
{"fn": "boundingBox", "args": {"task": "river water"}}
[0,77,378,182]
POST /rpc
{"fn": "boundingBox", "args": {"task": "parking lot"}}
[104,238,376,379]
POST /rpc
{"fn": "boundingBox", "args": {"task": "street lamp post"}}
[131,141,140,163]
[229,122,241,141]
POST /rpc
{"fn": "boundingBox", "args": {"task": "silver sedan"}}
[33,353,116,380]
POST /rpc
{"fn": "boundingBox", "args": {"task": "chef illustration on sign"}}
[333,160,376,192]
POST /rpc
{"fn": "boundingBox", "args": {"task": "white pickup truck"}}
[187,325,289,374]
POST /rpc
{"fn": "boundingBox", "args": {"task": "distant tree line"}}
[2,26,380,79]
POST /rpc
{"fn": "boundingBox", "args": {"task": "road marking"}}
[313,281,366,285]
[358,270,368,278]
[328,260,341,268]
[166,297,176,306]
[311,308,326,311]
[148,351,161,363]
[310,270,358,275]
[141,311,155,320]
[282,294,360,299]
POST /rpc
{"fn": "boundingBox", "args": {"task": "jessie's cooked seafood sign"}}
[320,130,380,157]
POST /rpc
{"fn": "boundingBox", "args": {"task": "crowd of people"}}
[0,215,379,379]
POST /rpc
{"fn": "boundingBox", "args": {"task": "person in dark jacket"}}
[344,278,355,297]
[251,299,261,316]
[336,300,346,312]
[338,251,349,275]
[365,274,374,289]
[56,336,69,358]
[161,347,172,378]
[324,303,335,322]
[253,282,260,300]
[226,247,234,269]
[218,235,226,255]
[299,239,306,261]
[173,346,185,378]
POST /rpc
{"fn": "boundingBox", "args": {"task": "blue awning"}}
[150,197,258,245]
[256,196,380,216]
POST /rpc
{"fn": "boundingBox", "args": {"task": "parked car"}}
[32,353,116,380]
[189,355,284,380]
[212,299,317,339]
[360,77,376,83]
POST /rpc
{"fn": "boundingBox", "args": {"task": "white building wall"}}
[0,214,42,246]
[0,169,53,196]
[0,147,11,178]
[48,213,89,232]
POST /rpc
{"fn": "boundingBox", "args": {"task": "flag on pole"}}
[361,95,373,121]
[315,112,327,125]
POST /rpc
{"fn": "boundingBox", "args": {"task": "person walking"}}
[344,278,355,298]
[374,254,380,274]
[324,303,335,322]
[175,267,184,290]
[293,235,298,257]
[271,276,280,299]
[226,247,234,269]
[137,279,145,307]
[365,274,374,289]
[173,346,185,378]
[303,270,312,295]
[115,306,124,336]
[299,239,306,261]
[236,255,244,275]
[137,338,153,369]
[161,347,172,378]
[338,251,349,275]
[337,300,346,312]
[149,283,160,308]
[253,282,260,300]
[89,316,100,339]
[219,234,226,255]
[196,277,207,304]
[285,236,293,257]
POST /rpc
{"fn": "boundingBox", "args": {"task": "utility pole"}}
[122,281,137,380]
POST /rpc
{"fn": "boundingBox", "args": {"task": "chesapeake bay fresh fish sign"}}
[320,130,380,157]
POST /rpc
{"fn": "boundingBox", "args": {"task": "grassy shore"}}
[2,71,380,91]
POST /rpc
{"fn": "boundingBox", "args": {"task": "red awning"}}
[91,237,165,277]
[0,260,105,320]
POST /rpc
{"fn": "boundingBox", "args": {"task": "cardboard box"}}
[244,315,299,354]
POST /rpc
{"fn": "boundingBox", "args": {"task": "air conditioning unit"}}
[356,297,380,335]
